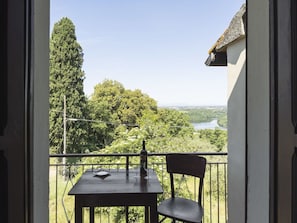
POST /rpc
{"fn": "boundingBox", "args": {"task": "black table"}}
[68,169,163,223]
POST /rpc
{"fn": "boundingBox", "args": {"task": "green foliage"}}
[85,79,225,156]
[217,113,227,128]
[198,129,227,151]
[136,109,194,142]
[49,17,88,154]
[87,79,158,149]
[157,108,194,137]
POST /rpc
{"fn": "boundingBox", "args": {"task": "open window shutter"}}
[0,0,8,136]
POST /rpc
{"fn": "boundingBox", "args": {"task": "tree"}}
[88,79,158,149]
[157,108,194,137]
[198,129,227,151]
[49,17,88,154]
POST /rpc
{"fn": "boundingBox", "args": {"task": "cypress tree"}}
[49,17,88,155]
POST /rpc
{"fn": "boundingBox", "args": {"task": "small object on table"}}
[93,170,110,179]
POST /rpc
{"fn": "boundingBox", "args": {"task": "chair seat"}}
[158,197,203,223]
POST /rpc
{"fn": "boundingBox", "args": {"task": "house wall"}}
[247,0,270,222]
[226,39,246,223]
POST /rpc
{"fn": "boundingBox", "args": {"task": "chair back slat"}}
[158,154,207,222]
[166,154,206,178]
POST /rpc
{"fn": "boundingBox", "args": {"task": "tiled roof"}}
[208,3,246,54]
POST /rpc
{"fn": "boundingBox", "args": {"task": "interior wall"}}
[32,0,50,222]
[247,0,270,222]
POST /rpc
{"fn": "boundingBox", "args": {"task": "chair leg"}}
[159,216,166,223]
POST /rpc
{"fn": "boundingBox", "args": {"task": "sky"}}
[50,0,245,106]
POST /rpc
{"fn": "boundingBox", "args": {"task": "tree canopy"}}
[49,17,88,154]
[87,79,158,149]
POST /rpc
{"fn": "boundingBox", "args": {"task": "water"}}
[192,119,225,130]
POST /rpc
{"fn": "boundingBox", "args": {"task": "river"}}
[192,119,226,130]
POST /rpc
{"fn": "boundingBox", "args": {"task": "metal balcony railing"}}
[49,152,227,223]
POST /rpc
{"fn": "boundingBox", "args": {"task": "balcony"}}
[49,152,227,223]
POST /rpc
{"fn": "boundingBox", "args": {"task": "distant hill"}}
[161,106,227,128]
[160,105,226,110]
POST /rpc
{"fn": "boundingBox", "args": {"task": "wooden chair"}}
[158,154,206,223]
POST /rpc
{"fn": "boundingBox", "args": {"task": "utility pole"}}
[63,95,67,176]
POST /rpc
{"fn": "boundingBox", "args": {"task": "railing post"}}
[126,156,129,176]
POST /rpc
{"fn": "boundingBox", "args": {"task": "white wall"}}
[227,39,246,223]
[247,0,270,222]
[227,40,246,100]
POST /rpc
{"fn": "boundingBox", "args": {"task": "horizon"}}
[50,0,245,106]
[158,103,227,108]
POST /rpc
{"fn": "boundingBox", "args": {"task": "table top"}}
[68,169,163,196]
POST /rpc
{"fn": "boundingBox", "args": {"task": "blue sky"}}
[50,0,245,106]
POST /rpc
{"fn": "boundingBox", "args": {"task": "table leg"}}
[149,200,158,223]
[75,198,82,223]
[90,207,94,223]
[145,206,149,223]
[125,206,129,223]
